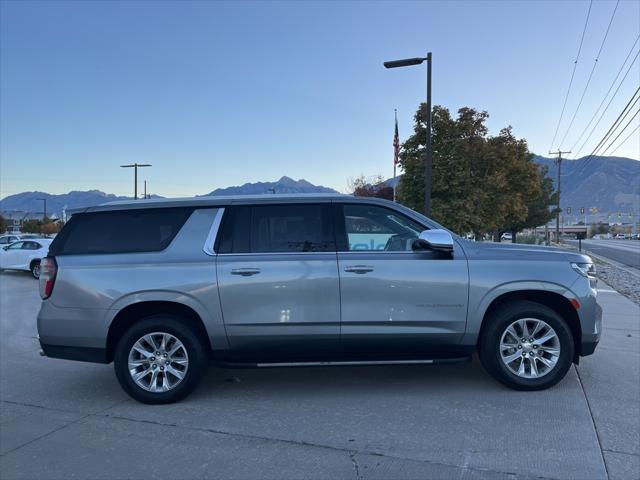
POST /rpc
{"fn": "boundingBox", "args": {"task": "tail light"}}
[40,257,57,299]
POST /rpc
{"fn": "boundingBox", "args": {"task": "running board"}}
[254,357,471,368]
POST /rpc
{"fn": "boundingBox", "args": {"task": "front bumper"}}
[580,301,602,357]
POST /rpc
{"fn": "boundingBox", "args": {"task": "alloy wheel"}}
[499,318,560,379]
[127,332,189,392]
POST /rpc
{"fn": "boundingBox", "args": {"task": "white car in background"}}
[0,234,21,246]
[0,239,52,278]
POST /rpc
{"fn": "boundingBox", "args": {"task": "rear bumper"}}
[40,343,109,363]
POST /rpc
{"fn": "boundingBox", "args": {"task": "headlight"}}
[571,262,596,278]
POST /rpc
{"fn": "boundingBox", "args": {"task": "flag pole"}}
[393,162,397,202]
[393,109,399,202]
[391,108,398,202]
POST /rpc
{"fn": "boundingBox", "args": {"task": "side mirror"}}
[413,229,454,253]
[2,246,8,251]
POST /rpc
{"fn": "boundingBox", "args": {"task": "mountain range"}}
[0,177,339,218]
[532,155,639,214]
[1,158,637,218]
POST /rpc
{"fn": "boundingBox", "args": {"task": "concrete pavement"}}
[0,270,638,479]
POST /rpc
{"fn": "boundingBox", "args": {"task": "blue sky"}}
[1,0,639,198]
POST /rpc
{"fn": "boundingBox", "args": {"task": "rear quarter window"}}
[49,208,193,255]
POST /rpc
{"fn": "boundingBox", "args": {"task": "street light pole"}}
[424,52,432,217]
[37,198,47,220]
[384,52,433,217]
[120,163,152,199]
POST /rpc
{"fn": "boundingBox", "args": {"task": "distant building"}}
[1,210,28,233]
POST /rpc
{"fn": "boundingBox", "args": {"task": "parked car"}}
[0,239,53,278]
[37,195,601,404]
[0,234,20,246]
[500,232,512,241]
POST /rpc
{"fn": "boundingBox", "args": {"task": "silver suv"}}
[37,195,601,403]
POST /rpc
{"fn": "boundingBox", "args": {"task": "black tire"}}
[30,260,41,279]
[478,300,574,391]
[114,315,208,404]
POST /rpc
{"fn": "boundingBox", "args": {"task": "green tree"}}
[41,220,63,236]
[397,104,556,240]
[0,215,6,234]
[397,105,488,234]
[21,219,42,234]
[504,165,557,242]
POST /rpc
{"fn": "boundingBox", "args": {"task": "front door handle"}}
[344,265,374,274]
[231,268,261,276]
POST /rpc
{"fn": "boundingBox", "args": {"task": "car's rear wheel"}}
[479,300,574,390]
[114,315,208,404]
[30,261,41,279]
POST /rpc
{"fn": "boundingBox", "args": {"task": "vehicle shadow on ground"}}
[191,358,505,401]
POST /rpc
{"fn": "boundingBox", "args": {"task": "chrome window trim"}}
[202,208,225,256]
[217,251,337,257]
[216,250,429,257]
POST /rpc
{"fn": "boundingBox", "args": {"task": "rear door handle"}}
[231,268,261,276]
[344,265,374,274]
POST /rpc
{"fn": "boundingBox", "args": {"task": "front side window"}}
[7,241,24,250]
[339,204,425,252]
[218,204,334,254]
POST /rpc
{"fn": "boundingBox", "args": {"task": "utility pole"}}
[120,163,151,199]
[549,150,570,243]
[37,198,47,220]
[144,180,148,199]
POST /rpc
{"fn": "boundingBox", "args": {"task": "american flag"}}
[393,111,400,165]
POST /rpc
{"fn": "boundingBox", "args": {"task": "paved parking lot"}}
[1,271,638,479]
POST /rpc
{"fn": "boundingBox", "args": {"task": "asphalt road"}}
[0,271,638,479]
[566,239,640,270]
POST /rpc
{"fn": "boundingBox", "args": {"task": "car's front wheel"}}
[114,315,208,404]
[479,300,574,390]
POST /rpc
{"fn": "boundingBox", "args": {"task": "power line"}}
[573,48,640,159]
[600,109,640,156]
[589,88,640,157]
[548,0,593,151]
[607,124,640,156]
[558,0,619,149]
[569,35,639,154]
[574,88,640,177]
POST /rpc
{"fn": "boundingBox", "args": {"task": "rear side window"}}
[49,208,193,255]
[218,204,334,254]
[22,241,42,250]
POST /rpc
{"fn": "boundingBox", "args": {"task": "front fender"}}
[463,280,579,341]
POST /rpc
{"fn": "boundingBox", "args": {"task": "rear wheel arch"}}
[106,301,211,363]
[479,290,582,356]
